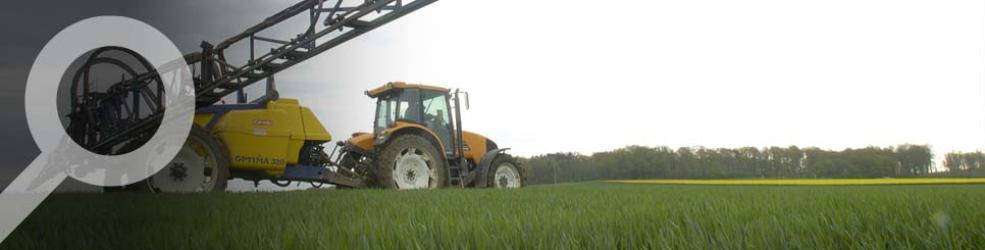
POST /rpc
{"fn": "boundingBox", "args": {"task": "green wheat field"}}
[2,181,984,249]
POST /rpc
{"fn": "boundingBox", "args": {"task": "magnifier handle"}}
[0,153,69,243]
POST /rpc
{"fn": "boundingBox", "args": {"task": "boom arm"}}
[67,0,438,153]
[194,0,438,106]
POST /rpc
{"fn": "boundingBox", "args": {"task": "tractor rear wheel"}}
[141,125,229,193]
[375,134,446,189]
[488,155,523,188]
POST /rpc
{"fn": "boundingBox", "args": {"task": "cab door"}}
[420,90,454,156]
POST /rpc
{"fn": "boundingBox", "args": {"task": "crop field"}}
[3,182,985,249]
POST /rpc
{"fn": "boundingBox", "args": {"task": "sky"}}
[261,0,985,164]
[1,0,984,191]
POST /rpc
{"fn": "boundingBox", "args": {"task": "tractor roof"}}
[365,81,450,98]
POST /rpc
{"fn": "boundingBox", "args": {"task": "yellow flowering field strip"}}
[610,178,985,185]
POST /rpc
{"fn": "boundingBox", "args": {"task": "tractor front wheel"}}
[375,134,446,189]
[487,155,523,188]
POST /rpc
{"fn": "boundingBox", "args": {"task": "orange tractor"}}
[331,82,524,189]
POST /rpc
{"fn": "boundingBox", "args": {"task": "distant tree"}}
[737,147,762,177]
[944,152,963,172]
[895,145,932,176]
[675,147,696,178]
[804,147,837,178]
[786,146,804,177]
[961,151,985,171]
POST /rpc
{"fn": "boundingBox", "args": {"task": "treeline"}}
[941,151,985,176]
[523,145,935,185]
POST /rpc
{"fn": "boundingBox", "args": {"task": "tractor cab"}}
[366,82,460,156]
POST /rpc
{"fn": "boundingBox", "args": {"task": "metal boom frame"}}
[70,0,438,153]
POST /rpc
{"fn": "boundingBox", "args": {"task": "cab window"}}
[422,91,451,130]
[421,90,453,154]
[396,89,421,122]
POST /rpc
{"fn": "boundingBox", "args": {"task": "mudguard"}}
[474,148,510,187]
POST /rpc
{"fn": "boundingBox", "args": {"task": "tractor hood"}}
[461,131,498,161]
[347,132,375,152]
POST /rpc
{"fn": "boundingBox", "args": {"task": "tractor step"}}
[447,163,467,188]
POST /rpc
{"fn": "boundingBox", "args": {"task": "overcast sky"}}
[262,0,985,163]
[2,0,984,191]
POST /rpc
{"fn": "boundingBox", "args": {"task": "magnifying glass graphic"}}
[0,16,194,241]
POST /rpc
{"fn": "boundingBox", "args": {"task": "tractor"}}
[333,82,524,189]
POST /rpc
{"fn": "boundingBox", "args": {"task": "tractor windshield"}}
[374,98,395,134]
